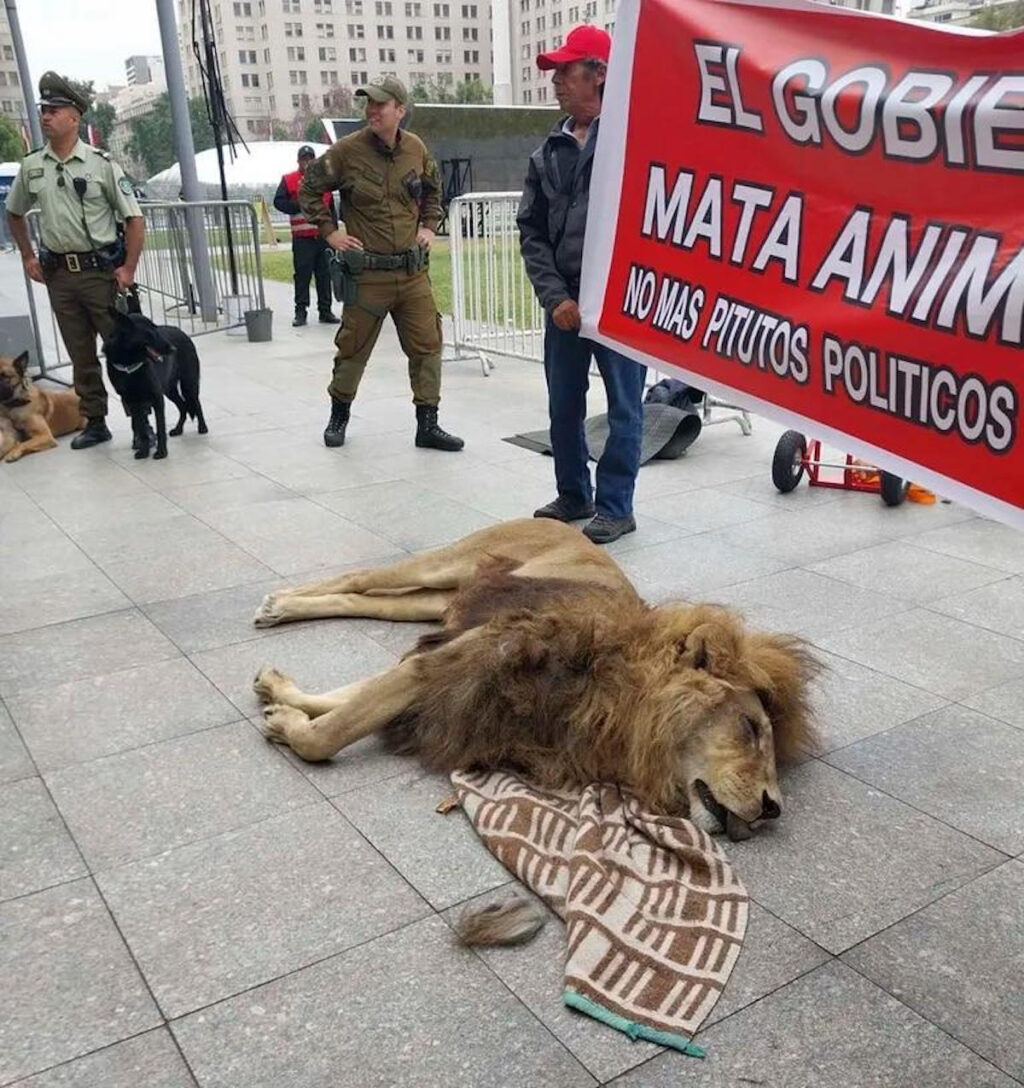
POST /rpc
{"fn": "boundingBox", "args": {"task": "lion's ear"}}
[746,633,821,762]
[677,621,739,674]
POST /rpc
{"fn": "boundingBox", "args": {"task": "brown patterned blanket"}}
[452,769,749,1056]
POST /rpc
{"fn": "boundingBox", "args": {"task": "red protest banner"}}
[580,0,1024,528]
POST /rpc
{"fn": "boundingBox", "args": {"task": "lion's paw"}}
[253,594,284,627]
[261,703,309,744]
[253,666,294,704]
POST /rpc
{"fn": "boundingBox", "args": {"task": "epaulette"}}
[87,146,112,160]
[24,146,44,157]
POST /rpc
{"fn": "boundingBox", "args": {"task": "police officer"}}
[298,76,463,451]
[272,144,338,327]
[6,72,144,449]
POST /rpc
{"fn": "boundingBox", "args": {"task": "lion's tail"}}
[454,896,547,947]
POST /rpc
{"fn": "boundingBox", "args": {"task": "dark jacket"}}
[517,118,599,313]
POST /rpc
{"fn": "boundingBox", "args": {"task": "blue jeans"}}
[543,317,648,519]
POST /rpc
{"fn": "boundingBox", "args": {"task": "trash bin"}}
[244,307,273,343]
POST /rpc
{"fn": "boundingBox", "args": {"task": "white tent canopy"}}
[145,141,331,201]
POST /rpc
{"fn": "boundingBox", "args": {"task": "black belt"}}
[40,249,110,273]
[363,250,419,271]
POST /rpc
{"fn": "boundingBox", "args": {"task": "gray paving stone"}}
[333,769,510,909]
[965,677,1024,732]
[818,608,1024,702]
[806,539,1008,604]
[929,575,1024,641]
[161,474,297,515]
[827,705,1024,855]
[441,883,663,1082]
[35,489,185,537]
[0,880,161,1084]
[99,802,428,1018]
[844,860,1024,1082]
[0,566,131,637]
[608,960,1017,1088]
[45,721,319,870]
[634,485,779,534]
[69,512,237,567]
[195,496,399,575]
[712,568,908,643]
[121,447,256,489]
[172,915,596,1088]
[0,610,179,699]
[191,619,398,718]
[0,701,34,784]
[809,649,947,753]
[913,517,1024,574]
[616,535,789,602]
[1,777,85,901]
[727,761,1003,953]
[271,728,414,798]
[315,479,501,550]
[0,530,95,583]
[14,1029,196,1088]
[7,657,240,773]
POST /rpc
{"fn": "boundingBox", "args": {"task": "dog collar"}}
[109,359,148,375]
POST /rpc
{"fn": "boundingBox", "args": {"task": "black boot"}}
[415,405,464,451]
[323,397,351,447]
[292,308,307,327]
[318,310,339,324]
[70,417,112,450]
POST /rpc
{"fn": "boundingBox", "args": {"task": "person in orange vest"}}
[273,145,339,327]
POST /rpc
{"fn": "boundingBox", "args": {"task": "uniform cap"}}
[536,25,611,70]
[38,71,91,114]
[355,75,408,106]
[297,144,316,159]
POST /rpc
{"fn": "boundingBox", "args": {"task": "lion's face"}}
[682,685,783,842]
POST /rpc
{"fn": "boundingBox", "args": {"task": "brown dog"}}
[0,351,85,462]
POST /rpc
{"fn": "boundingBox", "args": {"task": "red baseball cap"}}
[536,24,611,70]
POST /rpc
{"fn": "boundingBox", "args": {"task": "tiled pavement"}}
[1,271,1022,1087]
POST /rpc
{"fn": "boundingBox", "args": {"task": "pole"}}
[197,0,239,294]
[4,0,42,147]
[491,0,513,106]
[154,0,218,323]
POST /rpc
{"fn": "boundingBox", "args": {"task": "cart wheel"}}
[772,431,807,493]
[880,472,908,506]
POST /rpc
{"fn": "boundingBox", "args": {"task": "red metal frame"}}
[802,438,883,495]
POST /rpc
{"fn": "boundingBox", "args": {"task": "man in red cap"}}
[517,26,647,545]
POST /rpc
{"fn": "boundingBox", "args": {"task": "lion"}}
[252,519,819,841]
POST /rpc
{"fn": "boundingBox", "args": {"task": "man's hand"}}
[416,226,435,249]
[551,299,581,331]
[23,254,43,284]
[113,266,135,291]
[326,229,364,252]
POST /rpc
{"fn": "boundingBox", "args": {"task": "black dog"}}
[103,310,208,459]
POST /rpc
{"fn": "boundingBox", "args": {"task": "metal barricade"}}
[448,191,750,433]
[22,200,267,380]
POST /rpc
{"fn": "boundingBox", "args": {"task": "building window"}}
[433,2,449,13]
[434,26,450,38]
[535,14,544,29]
[315,0,335,9]
[349,46,366,59]
[284,20,303,34]
[348,22,365,35]
[286,46,306,59]
[461,3,477,14]
[407,24,423,38]
[538,85,547,101]
[238,49,258,62]
[407,48,424,62]
[375,0,392,12]
[379,47,395,61]
[353,69,369,83]
[321,69,338,82]
[436,49,451,63]
[240,72,261,86]
[379,23,395,36]
[551,9,561,24]
[233,1,253,13]
[524,89,532,102]
[316,20,336,34]
[462,49,479,62]
[282,0,301,9]
[405,1,422,12]
[462,26,478,40]
[568,5,578,19]
[289,69,309,84]
[521,65,530,81]
[319,45,337,59]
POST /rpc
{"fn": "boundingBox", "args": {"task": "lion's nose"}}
[761,793,781,820]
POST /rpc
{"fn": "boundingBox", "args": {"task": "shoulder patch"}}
[90,147,111,160]
[118,176,134,195]
[27,168,44,179]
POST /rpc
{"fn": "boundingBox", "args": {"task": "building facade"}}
[126,55,166,87]
[0,7,28,135]
[906,0,1015,21]
[178,0,495,139]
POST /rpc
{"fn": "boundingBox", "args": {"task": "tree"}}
[969,0,1024,26]
[0,115,25,161]
[61,75,114,147]
[455,78,493,104]
[411,79,455,104]
[321,85,361,118]
[127,93,216,177]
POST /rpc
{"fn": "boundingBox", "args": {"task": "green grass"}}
[258,238,453,314]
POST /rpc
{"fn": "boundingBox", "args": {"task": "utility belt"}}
[39,241,124,275]
[329,246,429,305]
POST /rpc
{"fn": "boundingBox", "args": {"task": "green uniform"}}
[298,127,445,405]
[7,139,142,419]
